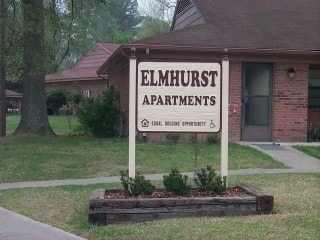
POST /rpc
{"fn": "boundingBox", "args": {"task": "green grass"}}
[0,136,286,183]
[6,115,79,135]
[294,146,320,160]
[0,174,319,240]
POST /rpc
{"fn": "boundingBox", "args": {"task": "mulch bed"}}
[104,187,252,199]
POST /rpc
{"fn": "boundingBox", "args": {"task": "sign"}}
[137,62,221,132]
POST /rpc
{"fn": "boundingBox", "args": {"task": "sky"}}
[137,0,177,12]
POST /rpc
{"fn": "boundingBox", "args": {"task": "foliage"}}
[163,168,190,196]
[207,134,221,144]
[68,93,82,105]
[76,88,120,137]
[137,16,170,39]
[46,89,68,115]
[120,170,155,196]
[194,165,227,194]
[57,0,140,69]
[112,30,135,44]
[307,123,320,142]
[2,0,140,80]
[165,132,181,144]
[113,0,141,32]
[136,0,174,39]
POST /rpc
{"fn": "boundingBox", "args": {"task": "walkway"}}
[0,143,319,240]
[0,207,85,240]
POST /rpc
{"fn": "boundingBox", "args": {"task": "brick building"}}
[45,42,120,98]
[98,0,320,142]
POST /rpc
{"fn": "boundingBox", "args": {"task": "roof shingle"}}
[46,42,120,82]
[134,0,320,51]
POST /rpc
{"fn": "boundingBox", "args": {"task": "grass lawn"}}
[294,146,320,160]
[0,173,319,240]
[6,115,79,135]
[0,135,286,183]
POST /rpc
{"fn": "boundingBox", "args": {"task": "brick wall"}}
[229,61,242,141]
[46,79,108,98]
[273,63,309,142]
[109,65,130,134]
[107,57,314,143]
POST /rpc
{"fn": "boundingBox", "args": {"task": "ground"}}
[104,187,252,199]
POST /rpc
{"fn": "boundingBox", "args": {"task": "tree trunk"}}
[15,0,54,136]
[0,0,5,137]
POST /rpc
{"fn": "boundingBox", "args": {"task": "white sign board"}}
[137,62,221,132]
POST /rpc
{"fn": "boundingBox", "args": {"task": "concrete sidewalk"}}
[241,142,320,173]
[0,142,319,240]
[0,207,86,240]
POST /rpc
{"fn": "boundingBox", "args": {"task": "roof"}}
[133,0,320,52]
[6,90,22,98]
[46,42,120,82]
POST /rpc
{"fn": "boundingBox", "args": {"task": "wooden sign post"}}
[128,48,137,178]
[221,51,229,178]
[128,49,229,179]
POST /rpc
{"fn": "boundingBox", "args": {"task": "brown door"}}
[241,63,273,141]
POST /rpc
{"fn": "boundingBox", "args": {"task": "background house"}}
[98,0,320,142]
[5,89,22,114]
[45,42,120,98]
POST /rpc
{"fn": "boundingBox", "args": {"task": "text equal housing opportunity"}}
[140,69,219,106]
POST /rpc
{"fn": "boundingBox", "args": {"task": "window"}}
[83,90,92,98]
[309,67,320,108]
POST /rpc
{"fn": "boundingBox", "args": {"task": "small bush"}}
[120,170,155,197]
[165,133,181,144]
[76,88,120,137]
[194,165,227,194]
[46,90,68,115]
[207,134,221,144]
[68,93,82,105]
[163,169,190,196]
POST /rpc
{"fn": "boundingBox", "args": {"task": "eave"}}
[97,43,320,75]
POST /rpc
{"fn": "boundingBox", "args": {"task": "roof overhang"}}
[5,90,23,98]
[97,43,320,75]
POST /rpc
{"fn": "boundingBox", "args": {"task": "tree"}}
[14,0,54,136]
[0,0,5,136]
[49,0,140,70]
[137,0,174,39]
[3,0,141,136]
[113,0,140,32]
[4,1,24,91]
[137,16,170,39]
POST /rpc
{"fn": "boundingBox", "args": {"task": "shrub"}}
[76,88,120,137]
[120,170,155,197]
[165,133,181,144]
[207,134,221,144]
[194,165,227,194]
[163,169,190,196]
[307,123,320,142]
[46,90,68,115]
[68,93,82,105]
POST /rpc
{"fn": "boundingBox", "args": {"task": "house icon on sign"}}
[141,119,149,128]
